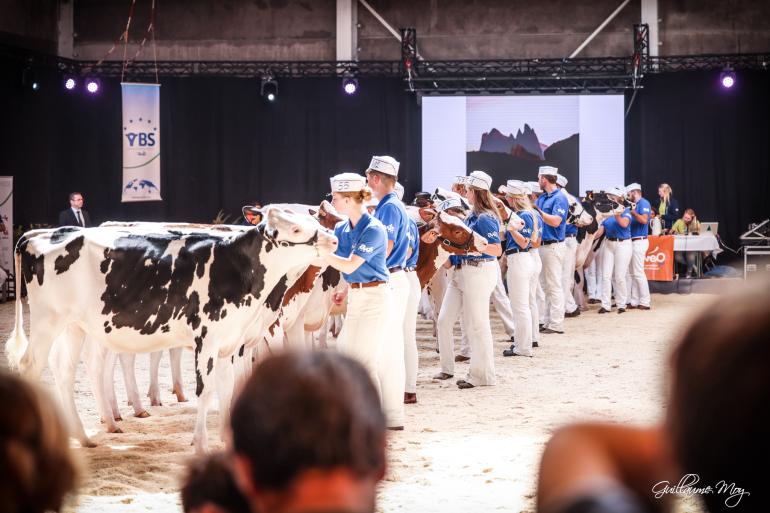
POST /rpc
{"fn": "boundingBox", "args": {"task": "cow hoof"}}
[107,426,123,434]
[135,410,150,419]
[81,439,97,448]
[150,399,162,406]
[176,394,188,403]
[114,416,123,422]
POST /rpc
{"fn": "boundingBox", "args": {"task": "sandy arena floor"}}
[0,292,717,513]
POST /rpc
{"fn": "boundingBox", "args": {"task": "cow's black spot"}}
[104,326,112,333]
[103,321,109,327]
[245,296,252,307]
[194,326,208,396]
[238,344,245,357]
[221,309,227,318]
[207,357,214,375]
[50,227,81,245]
[203,228,267,321]
[20,251,45,286]
[264,274,289,312]
[100,232,216,334]
[54,235,85,275]
[161,325,170,333]
[321,266,341,291]
[100,250,111,274]
[231,355,234,364]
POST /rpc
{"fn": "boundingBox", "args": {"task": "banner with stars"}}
[121,83,162,202]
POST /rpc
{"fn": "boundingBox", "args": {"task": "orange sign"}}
[645,235,675,281]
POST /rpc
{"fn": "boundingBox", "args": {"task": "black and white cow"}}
[6,207,337,452]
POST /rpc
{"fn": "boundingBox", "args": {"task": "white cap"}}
[395,182,405,201]
[330,172,367,192]
[504,179,530,196]
[556,174,568,188]
[538,165,558,177]
[453,175,467,185]
[625,183,642,194]
[433,187,461,201]
[607,187,626,199]
[527,181,542,194]
[466,170,493,191]
[368,155,400,176]
[437,197,466,212]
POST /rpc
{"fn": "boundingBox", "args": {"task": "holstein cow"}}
[6,207,337,452]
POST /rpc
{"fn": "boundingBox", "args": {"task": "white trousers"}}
[627,238,651,307]
[529,249,542,344]
[585,256,599,299]
[506,253,534,356]
[601,239,633,310]
[403,270,422,394]
[539,242,566,331]
[561,236,578,314]
[337,284,389,401]
[380,270,409,427]
[491,263,516,337]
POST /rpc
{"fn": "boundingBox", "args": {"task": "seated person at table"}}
[536,282,769,513]
[671,208,701,277]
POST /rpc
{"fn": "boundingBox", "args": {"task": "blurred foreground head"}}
[181,452,250,513]
[0,372,80,513]
[230,351,386,513]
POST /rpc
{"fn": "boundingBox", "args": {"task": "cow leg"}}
[103,350,124,430]
[147,351,163,406]
[20,310,66,379]
[215,356,235,443]
[118,353,149,418]
[48,327,96,448]
[192,346,218,454]
[170,348,187,402]
[284,319,307,350]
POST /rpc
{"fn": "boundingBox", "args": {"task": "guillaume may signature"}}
[652,473,750,508]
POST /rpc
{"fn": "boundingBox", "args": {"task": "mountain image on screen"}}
[479,125,545,161]
[468,127,579,190]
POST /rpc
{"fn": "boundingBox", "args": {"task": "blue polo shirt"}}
[536,188,569,242]
[630,197,652,238]
[565,223,578,237]
[505,210,535,251]
[465,212,500,262]
[602,209,633,240]
[405,218,419,269]
[373,192,409,269]
[333,213,389,283]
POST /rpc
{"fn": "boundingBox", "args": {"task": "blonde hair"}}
[0,372,80,513]
[469,186,501,222]
[335,187,373,204]
[659,183,672,202]
[366,170,397,188]
[507,194,540,243]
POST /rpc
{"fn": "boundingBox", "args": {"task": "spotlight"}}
[719,69,736,89]
[85,77,101,94]
[261,77,277,101]
[342,77,358,95]
[64,76,77,91]
[22,67,40,91]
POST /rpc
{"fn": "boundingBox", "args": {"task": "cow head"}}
[435,211,488,254]
[507,211,525,232]
[493,197,512,225]
[263,207,337,256]
[566,194,594,227]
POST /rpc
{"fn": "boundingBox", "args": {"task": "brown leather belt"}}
[388,266,403,273]
[350,281,386,289]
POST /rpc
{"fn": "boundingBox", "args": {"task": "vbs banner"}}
[645,235,675,281]
[122,83,162,202]
[0,176,12,274]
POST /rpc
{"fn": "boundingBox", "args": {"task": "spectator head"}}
[667,282,770,512]
[68,192,84,208]
[658,183,672,201]
[0,372,80,513]
[181,452,250,513]
[682,208,696,223]
[230,352,386,513]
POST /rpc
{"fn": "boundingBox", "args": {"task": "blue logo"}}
[124,179,159,193]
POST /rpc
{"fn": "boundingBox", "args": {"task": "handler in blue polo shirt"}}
[365,155,409,430]
[534,166,570,334]
[323,172,389,405]
[595,187,634,314]
[625,183,652,310]
[556,173,581,319]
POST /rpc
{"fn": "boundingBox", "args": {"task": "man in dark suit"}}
[58,192,91,227]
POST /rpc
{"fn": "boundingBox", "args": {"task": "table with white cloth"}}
[673,234,721,277]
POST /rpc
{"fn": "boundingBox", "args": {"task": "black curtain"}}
[625,70,770,249]
[2,60,421,227]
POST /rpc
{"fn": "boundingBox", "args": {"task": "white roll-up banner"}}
[121,83,162,202]
[0,176,13,275]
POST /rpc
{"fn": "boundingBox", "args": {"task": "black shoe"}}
[637,305,651,310]
[565,309,581,318]
[617,308,626,314]
[509,335,516,343]
[627,305,638,310]
[457,380,475,389]
[454,354,470,362]
[533,341,539,348]
[387,425,405,431]
[503,348,532,357]
[432,372,454,380]
[588,298,601,304]
[538,324,545,332]
[541,327,564,334]
[598,307,611,314]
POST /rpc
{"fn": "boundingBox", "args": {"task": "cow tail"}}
[5,250,29,370]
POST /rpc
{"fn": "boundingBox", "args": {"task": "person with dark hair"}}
[181,452,250,513]
[230,351,387,513]
[58,191,91,227]
[0,372,80,513]
[537,281,770,513]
